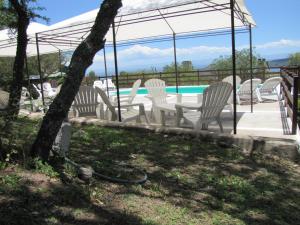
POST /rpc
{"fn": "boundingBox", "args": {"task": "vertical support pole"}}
[112,21,122,122]
[230,0,237,134]
[103,46,110,97]
[249,25,253,113]
[58,49,63,77]
[173,33,179,93]
[35,33,45,112]
[25,55,33,112]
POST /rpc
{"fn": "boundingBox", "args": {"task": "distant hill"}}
[268,58,289,67]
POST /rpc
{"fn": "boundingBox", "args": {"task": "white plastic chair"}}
[103,79,116,90]
[114,79,141,105]
[222,75,241,113]
[73,86,104,119]
[145,79,182,125]
[95,86,149,124]
[37,82,56,98]
[237,78,262,104]
[175,82,232,132]
[257,77,282,102]
[93,80,105,90]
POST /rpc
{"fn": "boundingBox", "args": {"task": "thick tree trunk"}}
[31,0,122,161]
[7,0,30,118]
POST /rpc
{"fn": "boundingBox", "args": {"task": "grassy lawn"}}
[0,118,300,225]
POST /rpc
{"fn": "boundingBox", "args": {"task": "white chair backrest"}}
[108,79,115,86]
[73,86,99,117]
[222,75,242,86]
[239,78,262,94]
[43,82,53,91]
[129,79,141,98]
[145,79,168,105]
[21,87,29,97]
[260,77,282,93]
[222,75,241,104]
[93,80,103,89]
[201,82,233,122]
[95,87,118,120]
[0,90,9,110]
[103,79,115,88]
[32,84,42,98]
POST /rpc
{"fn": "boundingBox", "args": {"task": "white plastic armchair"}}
[257,77,282,102]
[145,79,182,125]
[93,80,105,90]
[237,78,262,104]
[103,78,116,90]
[95,87,149,124]
[73,86,104,119]
[37,82,56,98]
[222,75,241,113]
[176,82,232,132]
[113,79,141,105]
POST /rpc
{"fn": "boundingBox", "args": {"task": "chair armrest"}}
[167,93,182,103]
[112,103,143,109]
[119,95,130,99]
[175,103,202,110]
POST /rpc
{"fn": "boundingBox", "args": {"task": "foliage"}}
[0,57,14,90]
[288,52,300,66]
[163,60,194,73]
[208,48,265,72]
[28,158,59,178]
[85,70,98,85]
[0,53,66,90]
[27,52,66,76]
[0,174,21,193]
[0,117,40,163]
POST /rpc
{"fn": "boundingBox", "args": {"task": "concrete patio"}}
[129,94,298,141]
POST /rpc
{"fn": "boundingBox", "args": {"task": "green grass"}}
[0,119,299,225]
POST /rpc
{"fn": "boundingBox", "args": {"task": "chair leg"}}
[136,116,141,123]
[237,95,241,105]
[144,114,150,124]
[201,123,208,130]
[160,110,166,126]
[217,118,224,133]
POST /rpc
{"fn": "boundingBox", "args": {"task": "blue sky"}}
[36,0,300,74]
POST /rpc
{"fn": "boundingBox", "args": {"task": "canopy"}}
[0,0,255,57]
[0,22,49,57]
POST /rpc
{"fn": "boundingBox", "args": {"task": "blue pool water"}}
[118,85,209,95]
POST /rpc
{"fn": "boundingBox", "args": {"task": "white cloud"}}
[255,39,300,49]
[94,44,230,62]
[92,39,300,68]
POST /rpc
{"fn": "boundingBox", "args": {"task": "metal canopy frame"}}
[0,0,255,133]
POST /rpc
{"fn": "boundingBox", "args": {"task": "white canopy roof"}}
[0,0,255,57]
[0,22,49,57]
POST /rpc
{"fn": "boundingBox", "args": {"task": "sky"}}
[35,0,300,74]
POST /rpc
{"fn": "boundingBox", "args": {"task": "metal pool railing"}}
[93,67,281,88]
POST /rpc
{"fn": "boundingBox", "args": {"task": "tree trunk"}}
[31,0,122,161]
[7,0,30,118]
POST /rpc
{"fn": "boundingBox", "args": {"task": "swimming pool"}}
[117,85,209,95]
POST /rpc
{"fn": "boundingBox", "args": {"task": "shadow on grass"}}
[69,125,300,225]
[0,172,160,225]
